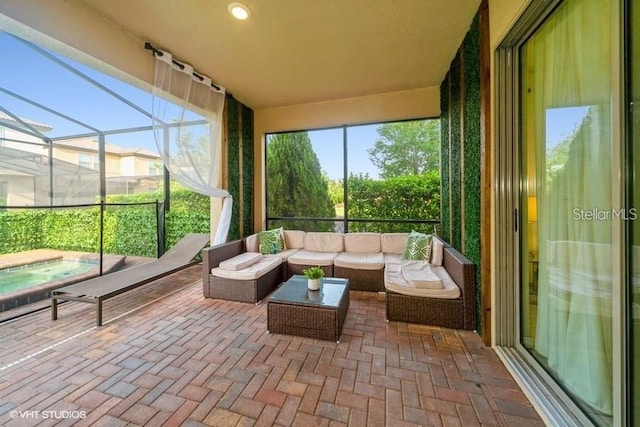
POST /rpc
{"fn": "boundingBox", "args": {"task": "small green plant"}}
[303,266,324,279]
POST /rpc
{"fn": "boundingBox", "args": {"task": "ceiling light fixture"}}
[228,2,250,20]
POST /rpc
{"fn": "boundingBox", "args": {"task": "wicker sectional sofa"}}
[202,230,476,330]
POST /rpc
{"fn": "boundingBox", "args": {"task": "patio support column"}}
[47,137,53,206]
[163,125,170,212]
[99,133,106,203]
[99,132,106,275]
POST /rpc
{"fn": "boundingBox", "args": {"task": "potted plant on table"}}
[303,266,324,291]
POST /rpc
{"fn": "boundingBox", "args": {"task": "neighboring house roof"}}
[0,112,53,132]
[54,137,161,159]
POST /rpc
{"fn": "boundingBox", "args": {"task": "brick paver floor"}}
[0,264,543,426]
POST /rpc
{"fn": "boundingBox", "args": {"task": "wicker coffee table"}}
[267,275,349,343]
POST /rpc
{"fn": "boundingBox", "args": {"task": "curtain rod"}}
[144,42,227,94]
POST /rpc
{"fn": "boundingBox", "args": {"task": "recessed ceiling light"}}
[228,2,250,20]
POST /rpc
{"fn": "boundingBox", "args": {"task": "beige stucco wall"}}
[5,176,35,206]
[488,0,531,48]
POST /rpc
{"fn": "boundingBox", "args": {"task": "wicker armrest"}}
[202,239,245,296]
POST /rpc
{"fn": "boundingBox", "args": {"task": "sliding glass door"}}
[519,0,616,424]
[631,0,640,423]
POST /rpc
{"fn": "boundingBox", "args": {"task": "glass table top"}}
[268,275,349,308]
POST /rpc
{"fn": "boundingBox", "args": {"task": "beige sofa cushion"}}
[245,234,259,252]
[334,252,384,270]
[219,252,262,271]
[265,248,300,261]
[211,256,281,281]
[431,238,445,266]
[287,249,338,266]
[385,261,460,299]
[284,230,305,249]
[304,232,344,252]
[381,233,409,254]
[343,232,381,253]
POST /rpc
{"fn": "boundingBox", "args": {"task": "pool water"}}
[0,260,97,293]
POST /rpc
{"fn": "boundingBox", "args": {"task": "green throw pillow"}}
[258,227,285,255]
[402,231,432,261]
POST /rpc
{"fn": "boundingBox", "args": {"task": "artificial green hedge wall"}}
[463,12,482,320]
[449,51,462,250]
[0,187,211,257]
[227,97,240,241]
[226,97,254,241]
[241,104,254,237]
[440,10,483,332]
[440,74,451,242]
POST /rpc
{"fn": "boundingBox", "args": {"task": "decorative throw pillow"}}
[430,237,444,266]
[258,227,285,255]
[402,231,432,261]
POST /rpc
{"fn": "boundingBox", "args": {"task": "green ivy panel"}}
[463,12,482,333]
[241,104,254,236]
[440,74,451,242]
[449,51,462,250]
[227,96,240,241]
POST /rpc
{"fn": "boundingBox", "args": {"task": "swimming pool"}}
[0,259,97,293]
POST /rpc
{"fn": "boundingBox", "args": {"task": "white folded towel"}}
[401,262,444,289]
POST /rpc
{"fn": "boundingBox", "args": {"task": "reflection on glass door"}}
[631,0,640,424]
[519,0,613,424]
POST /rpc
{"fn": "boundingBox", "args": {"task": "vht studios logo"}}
[572,208,637,221]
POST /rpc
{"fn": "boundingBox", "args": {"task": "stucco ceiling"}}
[77,0,481,110]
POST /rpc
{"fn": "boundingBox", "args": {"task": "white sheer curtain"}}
[151,50,231,245]
[525,0,613,415]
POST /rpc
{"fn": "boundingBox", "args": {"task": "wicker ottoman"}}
[267,275,349,343]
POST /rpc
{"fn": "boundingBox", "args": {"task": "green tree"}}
[326,177,344,205]
[368,120,440,179]
[266,132,335,231]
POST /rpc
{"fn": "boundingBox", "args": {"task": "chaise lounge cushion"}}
[219,252,262,271]
[385,261,460,299]
[211,256,282,281]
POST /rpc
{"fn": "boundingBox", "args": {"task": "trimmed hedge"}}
[0,188,211,257]
[347,172,440,233]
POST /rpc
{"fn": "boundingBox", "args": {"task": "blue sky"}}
[308,125,383,180]
[0,32,155,142]
[545,106,589,150]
